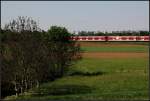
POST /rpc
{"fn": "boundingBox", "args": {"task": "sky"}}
[1,1,149,32]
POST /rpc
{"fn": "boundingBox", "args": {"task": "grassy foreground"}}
[5,42,149,100]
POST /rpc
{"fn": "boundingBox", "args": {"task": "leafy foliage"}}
[1,18,81,98]
[45,26,81,78]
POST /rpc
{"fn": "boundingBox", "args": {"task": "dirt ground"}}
[82,52,148,59]
[79,42,148,59]
[78,42,148,47]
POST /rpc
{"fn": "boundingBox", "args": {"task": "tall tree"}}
[1,17,45,97]
[46,26,81,79]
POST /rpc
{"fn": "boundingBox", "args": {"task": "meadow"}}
[5,42,149,100]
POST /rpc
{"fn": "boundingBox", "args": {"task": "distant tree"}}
[78,31,96,36]
[86,31,95,36]
[139,31,149,36]
[95,31,105,36]
[78,31,87,36]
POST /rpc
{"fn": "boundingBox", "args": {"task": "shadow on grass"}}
[69,71,105,76]
[31,84,93,96]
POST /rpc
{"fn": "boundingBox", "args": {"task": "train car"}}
[71,36,106,41]
[107,36,137,41]
[136,36,150,41]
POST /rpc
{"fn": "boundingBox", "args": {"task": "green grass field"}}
[5,42,149,100]
[81,46,148,52]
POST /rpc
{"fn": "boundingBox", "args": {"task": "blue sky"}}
[1,1,149,32]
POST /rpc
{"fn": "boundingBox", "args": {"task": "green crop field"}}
[5,42,149,101]
[81,46,148,52]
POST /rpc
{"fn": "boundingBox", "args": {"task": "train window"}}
[82,37,86,40]
[108,37,112,40]
[144,37,149,40]
[88,37,92,40]
[121,37,127,40]
[136,37,141,40]
[129,37,134,40]
[94,37,99,40]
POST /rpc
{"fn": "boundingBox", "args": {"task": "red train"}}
[70,36,150,41]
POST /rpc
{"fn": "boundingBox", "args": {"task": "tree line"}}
[76,30,149,36]
[1,16,81,98]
